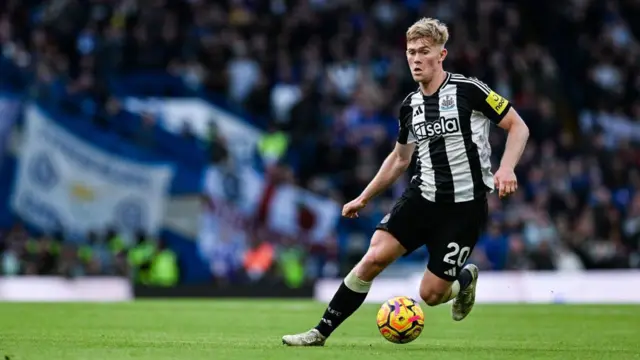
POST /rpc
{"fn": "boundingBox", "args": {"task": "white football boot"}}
[451,263,479,321]
[282,328,326,346]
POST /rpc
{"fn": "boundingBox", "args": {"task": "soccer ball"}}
[376,296,425,344]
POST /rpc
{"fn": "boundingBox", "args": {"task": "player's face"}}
[406,38,446,84]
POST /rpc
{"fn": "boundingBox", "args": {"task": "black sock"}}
[458,268,473,290]
[315,282,368,337]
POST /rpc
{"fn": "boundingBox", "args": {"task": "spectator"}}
[243,232,275,283]
[148,239,179,287]
[2,0,640,283]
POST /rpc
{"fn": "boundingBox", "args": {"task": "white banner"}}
[198,164,340,271]
[123,98,261,163]
[0,277,132,302]
[198,164,264,262]
[264,185,341,243]
[11,106,174,235]
[315,271,640,304]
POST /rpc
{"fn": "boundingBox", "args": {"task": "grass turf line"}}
[0,300,638,360]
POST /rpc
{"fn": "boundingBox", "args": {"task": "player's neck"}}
[419,69,447,96]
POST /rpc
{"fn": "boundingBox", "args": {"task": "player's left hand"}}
[494,166,517,198]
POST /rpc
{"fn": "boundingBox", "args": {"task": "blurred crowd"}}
[1,0,640,280]
[0,220,180,285]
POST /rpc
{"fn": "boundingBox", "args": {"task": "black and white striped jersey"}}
[397,72,512,203]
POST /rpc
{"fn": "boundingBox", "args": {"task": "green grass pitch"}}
[0,300,638,360]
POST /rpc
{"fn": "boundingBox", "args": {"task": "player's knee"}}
[420,288,445,307]
[356,252,391,281]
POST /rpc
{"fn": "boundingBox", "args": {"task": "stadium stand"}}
[0,0,639,285]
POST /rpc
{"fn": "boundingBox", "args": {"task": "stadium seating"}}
[1,0,639,285]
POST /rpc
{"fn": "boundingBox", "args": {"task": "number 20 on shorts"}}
[443,242,470,267]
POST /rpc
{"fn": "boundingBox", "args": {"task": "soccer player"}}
[282,17,529,346]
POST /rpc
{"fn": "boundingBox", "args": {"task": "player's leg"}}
[451,263,480,320]
[418,197,488,319]
[281,230,406,346]
[418,267,476,307]
[315,230,406,335]
[283,189,423,346]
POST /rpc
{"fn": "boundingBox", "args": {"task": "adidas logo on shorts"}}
[444,267,457,277]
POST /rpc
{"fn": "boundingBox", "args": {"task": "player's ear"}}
[440,48,447,63]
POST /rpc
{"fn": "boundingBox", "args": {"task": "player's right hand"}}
[342,197,368,218]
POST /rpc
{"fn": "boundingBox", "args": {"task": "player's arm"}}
[496,108,529,171]
[357,141,416,204]
[357,102,416,204]
[467,79,529,196]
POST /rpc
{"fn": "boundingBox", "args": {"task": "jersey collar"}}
[419,71,451,97]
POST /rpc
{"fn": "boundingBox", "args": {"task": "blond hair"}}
[406,18,449,46]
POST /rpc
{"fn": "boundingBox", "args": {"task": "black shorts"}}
[376,186,489,281]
